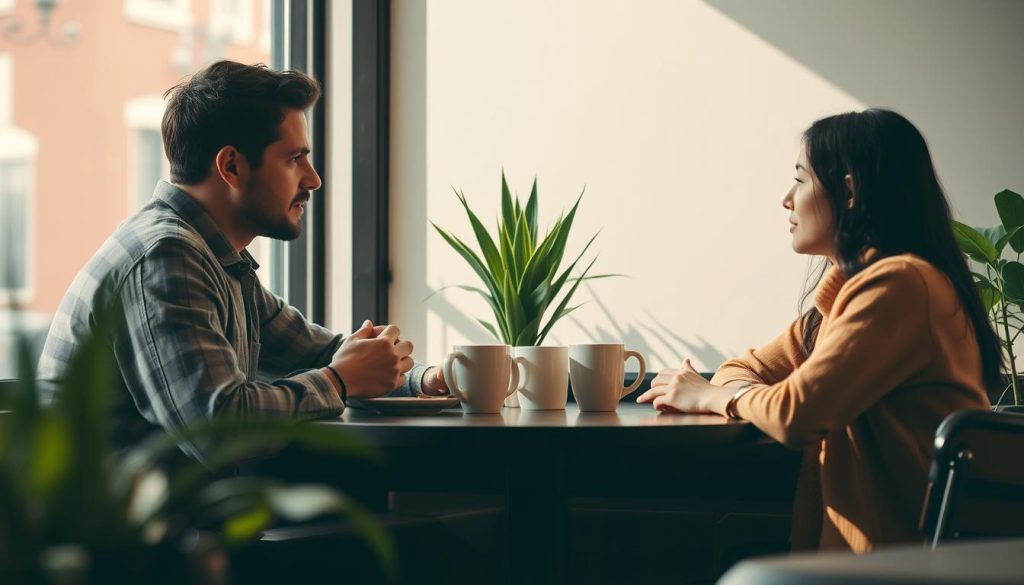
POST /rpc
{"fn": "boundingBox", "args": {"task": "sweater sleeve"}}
[710,316,807,387]
[734,261,932,448]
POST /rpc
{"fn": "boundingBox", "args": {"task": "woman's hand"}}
[636,359,733,416]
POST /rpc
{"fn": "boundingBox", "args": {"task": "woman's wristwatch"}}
[725,383,757,419]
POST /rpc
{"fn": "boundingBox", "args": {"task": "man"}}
[37,61,448,460]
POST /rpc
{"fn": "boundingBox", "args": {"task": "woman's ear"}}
[214,146,246,189]
[844,173,857,209]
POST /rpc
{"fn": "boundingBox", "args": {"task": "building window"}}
[210,0,254,46]
[0,161,33,299]
[124,95,170,211]
[124,0,192,31]
[0,53,37,303]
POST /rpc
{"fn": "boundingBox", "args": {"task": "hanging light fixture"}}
[1,0,81,46]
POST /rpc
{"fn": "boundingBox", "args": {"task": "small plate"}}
[349,396,461,416]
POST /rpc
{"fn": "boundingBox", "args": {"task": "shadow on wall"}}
[705,0,1024,224]
[426,281,734,372]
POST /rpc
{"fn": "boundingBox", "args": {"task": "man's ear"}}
[844,173,857,209]
[214,146,246,189]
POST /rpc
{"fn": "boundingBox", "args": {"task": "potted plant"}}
[0,309,397,584]
[431,171,616,409]
[952,188,1024,411]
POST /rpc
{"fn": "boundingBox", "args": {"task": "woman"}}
[638,109,999,552]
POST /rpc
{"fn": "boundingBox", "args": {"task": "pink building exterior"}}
[1,0,270,316]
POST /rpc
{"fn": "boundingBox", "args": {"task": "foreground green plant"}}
[0,308,396,584]
[953,188,1024,407]
[431,171,616,346]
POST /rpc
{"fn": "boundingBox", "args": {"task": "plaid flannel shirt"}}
[38,181,426,459]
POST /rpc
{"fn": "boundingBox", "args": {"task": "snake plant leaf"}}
[454,189,504,283]
[501,271,526,339]
[525,178,538,243]
[953,221,998,265]
[498,220,515,278]
[546,231,601,306]
[501,171,515,236]
[1002,261,1024,303]
[995,189,1024,253]
[475,319,502,342]
[512,213,527,281]
[537,257,597,345]
[431,223,501,300]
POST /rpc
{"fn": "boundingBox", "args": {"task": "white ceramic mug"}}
[513,346,569,411]
[443,344,519,414]
[569,344,647,412]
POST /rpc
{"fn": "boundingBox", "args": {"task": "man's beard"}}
[261,213,302,241]
[243,197,303,241]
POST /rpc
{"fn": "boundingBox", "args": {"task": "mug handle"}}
[443,351,467,402]
[513,355,528,393]
[620,350,647,397]
[506,354,521,397]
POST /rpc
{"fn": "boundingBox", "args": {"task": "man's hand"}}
[328,320,414,399]
[420,366,450,396]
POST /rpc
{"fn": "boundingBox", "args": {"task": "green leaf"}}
[952,220,998,264]
[995,189,1024,253]
[537,257,597,345]
[501,171,515,236]
[475,319,502,342]
[431,223,501,301]
[1003,261,1024,303]
[996,225,1024,255]
[454,189,504,283]
[975,278,1001,312]
[224,505,272,543]
[525,177,538,244]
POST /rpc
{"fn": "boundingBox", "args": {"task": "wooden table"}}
[318,403,796,584]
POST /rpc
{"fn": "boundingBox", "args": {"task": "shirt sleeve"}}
[710,316,808,387]
[119,238,343,458]
[733,262,932,448]
[253,277,430,398]
[253,282,342,378]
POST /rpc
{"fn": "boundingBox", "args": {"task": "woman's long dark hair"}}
[797,109,1002,391]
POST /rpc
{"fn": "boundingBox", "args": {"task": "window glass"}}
[0,0,275,374]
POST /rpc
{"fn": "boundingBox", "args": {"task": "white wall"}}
[386,0,1024,371]
[327,0,353,333]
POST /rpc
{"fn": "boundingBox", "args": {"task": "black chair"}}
[919,408,1024,547]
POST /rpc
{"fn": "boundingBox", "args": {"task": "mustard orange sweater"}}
[710,254,990,552]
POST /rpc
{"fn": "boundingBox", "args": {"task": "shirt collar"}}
[152,180,260,272]
[813,248,880,314]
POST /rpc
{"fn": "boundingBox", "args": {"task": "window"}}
[124,0,192,31]
[124,94,170,210]
[210,0,255,46]
[0,160,33,300]
[0,53,37,303]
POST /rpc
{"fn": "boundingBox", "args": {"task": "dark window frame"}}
[270,0,390,328]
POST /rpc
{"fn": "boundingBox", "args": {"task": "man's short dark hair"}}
[162,60,321,185]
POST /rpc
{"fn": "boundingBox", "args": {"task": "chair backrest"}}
[920,409,1024,547]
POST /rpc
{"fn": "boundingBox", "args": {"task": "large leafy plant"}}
[953,188,1024,407]
[0,309,396,583]
[431,172,614,347]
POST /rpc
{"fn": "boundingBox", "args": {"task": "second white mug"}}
[513,346,569,410]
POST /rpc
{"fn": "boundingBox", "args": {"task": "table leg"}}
[507,435,567,584]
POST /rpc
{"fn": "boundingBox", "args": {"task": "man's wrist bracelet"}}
[326,365,348,403]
